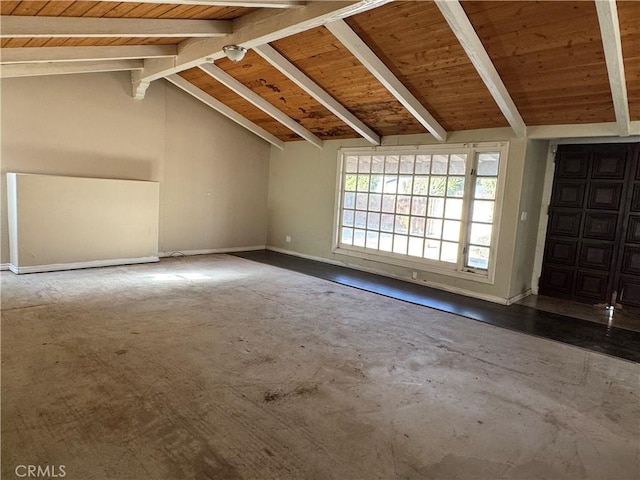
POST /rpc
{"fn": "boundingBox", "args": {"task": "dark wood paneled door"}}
[540,143,640,307]
[617,151,640,307]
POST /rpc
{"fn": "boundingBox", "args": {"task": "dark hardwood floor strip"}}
[233,250,640,363]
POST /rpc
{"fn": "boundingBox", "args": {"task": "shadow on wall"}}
[0,146,157,182]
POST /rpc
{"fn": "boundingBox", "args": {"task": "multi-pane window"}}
[335,144,507,280]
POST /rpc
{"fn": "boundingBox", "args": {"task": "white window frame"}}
[332,142,509,284]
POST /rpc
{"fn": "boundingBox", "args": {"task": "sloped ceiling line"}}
[433,0,527,138]
[254,43,381,145]
[0,16,232,38]
[199,63,324,148]
[595,0,631,137]
[325,19,448,142]
[165,74,285,149]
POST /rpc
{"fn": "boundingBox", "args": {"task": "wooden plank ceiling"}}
[1,0,638,145]
[463,1,614,126]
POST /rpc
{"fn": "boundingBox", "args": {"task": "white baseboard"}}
[267,246,512,305]
[9,256,159,274]
[507,289,532,305]
[0,263,10,271]
[159,245,265,258]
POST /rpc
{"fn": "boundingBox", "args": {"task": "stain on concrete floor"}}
[1,255,639,479]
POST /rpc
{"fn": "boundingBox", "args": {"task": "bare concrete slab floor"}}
[2,255,639,480]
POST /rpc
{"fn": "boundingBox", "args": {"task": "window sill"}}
[333,245,495,285]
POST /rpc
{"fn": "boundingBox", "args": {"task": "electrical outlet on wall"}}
[285,235,292,243]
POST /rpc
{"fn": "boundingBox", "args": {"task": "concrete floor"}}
[2,255,639,480]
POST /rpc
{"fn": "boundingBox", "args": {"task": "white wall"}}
[508,140,549,299]
[7,173,159,272]
[0,71,271,265]
[267,129,546,303]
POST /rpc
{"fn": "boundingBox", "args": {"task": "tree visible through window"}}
[336,143,507,279]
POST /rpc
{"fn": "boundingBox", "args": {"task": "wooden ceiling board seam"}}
[512,90,614,106]
[3,38,30,48]
[199,63,325,146]
[434,0,527,136]
[274,47,423,135]
[214,50,360,140]
[179,5,233,19]
[37,2,77,16]
[9,2,48,16]
[160,5,206,18]
[460,1,593,33]
[180,67,301,140]
[254,43,380,144]
[345,1,509,134]
[488,47,607,73]
[93,3,142,17]
[60,2,108,16]
[136,4,181,18]
[0,2,20,15]
[460,0,615,129]
[23,37,51,47]
[120,3,166,18]
[326,19,448,140]
[157,5,198,18]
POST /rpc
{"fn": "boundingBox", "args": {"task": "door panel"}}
[618,144,640,308]
[619,277,640,307]
[579,243,613,270]
[575,272,609,301]
[549,210,582,236]
[621,247,640,275]
[627,216,640,243]
[587,183,622,209]
[540,143,639,306]
[583,213,618,240]
[541,266,574,294]
[554,182,586,208]
[593,153,626,178]
[557,152,589,178]
[631,186,640,211]
[545,239,577,265]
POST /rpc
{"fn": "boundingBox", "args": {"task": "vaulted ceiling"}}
[2,1,638,148]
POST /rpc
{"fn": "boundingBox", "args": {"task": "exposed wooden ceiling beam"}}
[1,60,143,78]
[434,0,526,138]
[254,43,380,145]
[24,0,306,7]
[134,0,393,96]
[595,0,631,137]
[1,45,177,64]
[0,16,231,38]
[199,63,323,148]
[166,74,285,149]
[325,19,447,142]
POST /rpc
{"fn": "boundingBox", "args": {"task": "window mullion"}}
[457,147,475,272]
